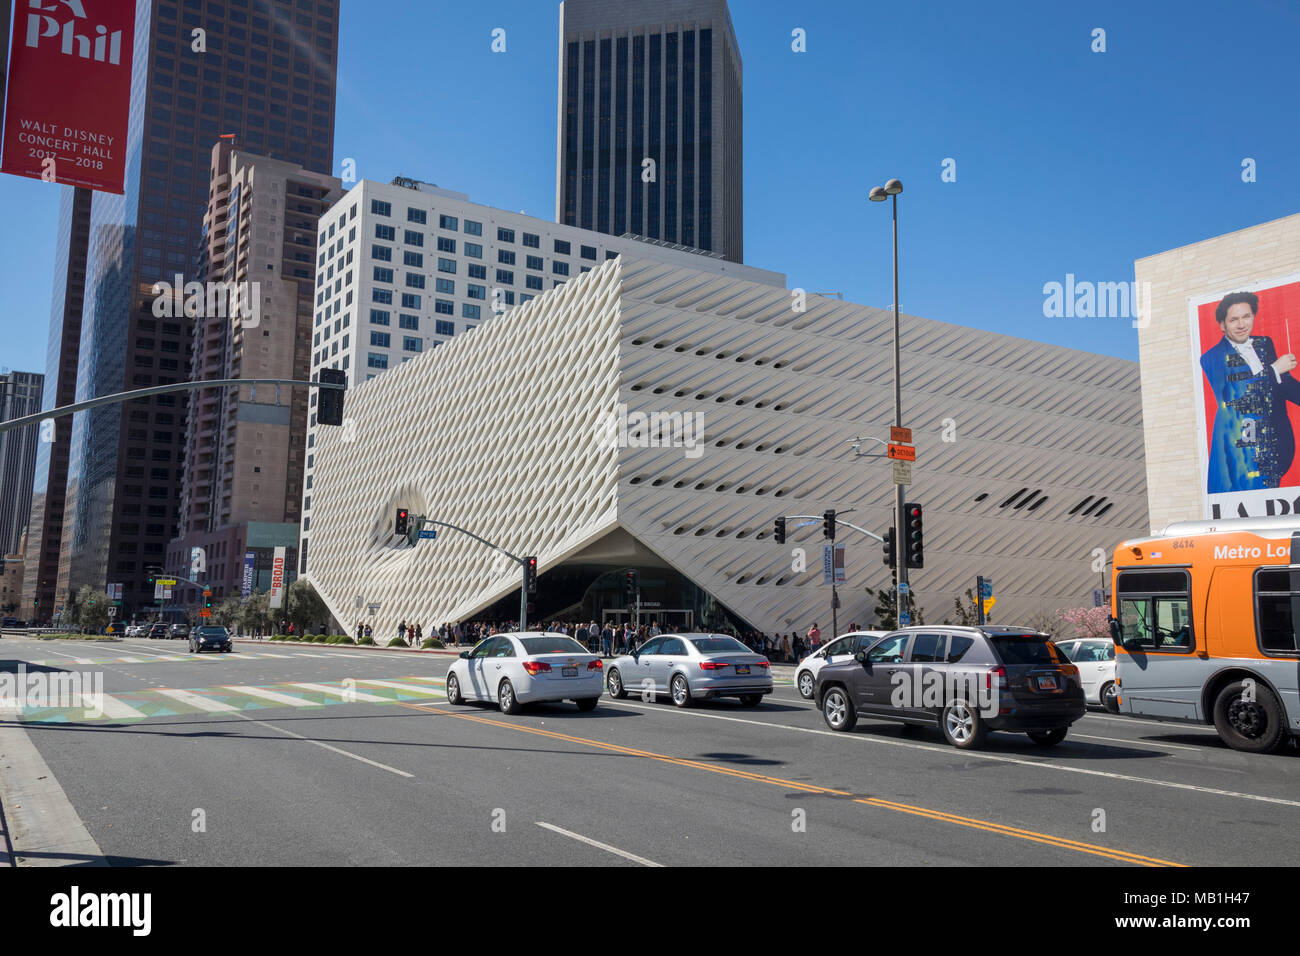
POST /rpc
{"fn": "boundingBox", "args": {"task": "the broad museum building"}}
[305,255,1148,638]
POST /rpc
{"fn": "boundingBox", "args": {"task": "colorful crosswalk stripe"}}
[156,688,238,713]
[222,685,317,708]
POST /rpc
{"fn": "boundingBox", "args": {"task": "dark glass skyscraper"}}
[44,0,338,621]
[556,0,743,263]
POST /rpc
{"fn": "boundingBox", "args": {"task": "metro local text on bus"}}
[1213,543,1290,560]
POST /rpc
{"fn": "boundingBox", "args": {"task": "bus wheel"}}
[1213,680,1288,754]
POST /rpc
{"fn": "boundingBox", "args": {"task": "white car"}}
[445,632,604,713]
[1053,637,1118,712]
[794,631,887,699]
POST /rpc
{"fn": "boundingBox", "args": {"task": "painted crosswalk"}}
[18,650,394,667]
[16,675,447,723]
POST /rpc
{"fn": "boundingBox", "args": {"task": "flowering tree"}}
[1054,606,1112,640]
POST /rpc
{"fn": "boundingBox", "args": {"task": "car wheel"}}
[446,673,464,705]
[1100,681,1120,714]
[1213,680,1288,754]
[575,697,599,712]
[606,667,627,699]
[739,694,762,707]
[670,674,692,708]
[498,679,521,715]
[821,685,857,732]
[941,700,988,749]
[1027,727,1068,746]
[797,670,815,700]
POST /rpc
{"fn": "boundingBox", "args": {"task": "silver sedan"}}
[605,633,772,707]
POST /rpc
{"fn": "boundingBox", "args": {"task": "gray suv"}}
[815,626,1086,749]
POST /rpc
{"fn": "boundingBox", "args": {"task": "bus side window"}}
[1116,569,1193,652]
[1255,568,1300,655]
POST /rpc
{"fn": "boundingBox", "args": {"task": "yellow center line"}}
[401,703,1185,867]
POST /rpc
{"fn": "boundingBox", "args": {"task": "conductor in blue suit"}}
[1200,291,1300,492]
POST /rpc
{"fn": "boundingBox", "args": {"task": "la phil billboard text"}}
[1,0,135,193]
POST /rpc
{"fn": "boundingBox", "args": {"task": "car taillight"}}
[522,661,552,675]
[700,661,728,670]
[1059,663,1078,677]
[587,659,603,671]
[987,666,1008,690]
[755,660,770,669]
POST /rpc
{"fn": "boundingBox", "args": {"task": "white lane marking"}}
[535,822,663,866]
[356,679,443,696]
[232,713,413,778]
[291,652,341,658]
[1079,712,1220,733]
[118,657,143,663]
[156,688,237,713]
[291,682,390,703]
[224,685,316,708]
[601,701,1300,810]
[76,692,146,720]
[1068,732,1203,753]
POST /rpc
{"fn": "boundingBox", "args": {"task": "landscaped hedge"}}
[421,638,445,649]
[357,635,375,646]
[387,636,410,648]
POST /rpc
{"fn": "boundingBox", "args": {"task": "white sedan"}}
[445,632,604,713]
[794,631,887,699]
[1053,638,1118,712]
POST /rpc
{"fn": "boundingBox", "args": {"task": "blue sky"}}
[2,0,1298,375]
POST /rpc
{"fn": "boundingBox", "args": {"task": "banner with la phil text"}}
[0,0,135,193]
[1189,273,1300,520]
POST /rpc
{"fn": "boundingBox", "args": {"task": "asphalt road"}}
[4,634,1300,867]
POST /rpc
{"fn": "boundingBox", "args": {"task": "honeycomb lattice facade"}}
[308,255,1148,636]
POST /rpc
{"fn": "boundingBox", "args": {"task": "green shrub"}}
[421,637,445,649]
[387,636,410,648]
[357,635,374,646]
[338,636,355,645]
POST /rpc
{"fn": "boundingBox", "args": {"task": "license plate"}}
[735,665,750,675]
[1036,676,1057,690]
[562,667,578,677]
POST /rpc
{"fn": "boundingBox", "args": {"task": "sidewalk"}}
[230,637,800,680]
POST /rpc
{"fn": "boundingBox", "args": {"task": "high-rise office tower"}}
[166,139,341,599]
[556,0,743,263]
[48,1,338,621]
[22,188,92,624]
[0,371,45,556]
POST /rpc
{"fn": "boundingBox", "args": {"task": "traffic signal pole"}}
[411,518,533,631]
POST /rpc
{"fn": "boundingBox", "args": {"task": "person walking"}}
[398,619,407,643]
[792,632,805,662]
[356,622,364,641]
[453,621,462,647]
[415,623,423,646]
[807,622,822,656]
[780,634,791,663]
[364,623,372,640]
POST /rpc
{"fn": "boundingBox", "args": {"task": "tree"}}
[286,578,328,634]
[1055,606,1112,640]
[949,588,980,626]
[213,594,242,629]
[73,585,110,633]
[867,587,925,629]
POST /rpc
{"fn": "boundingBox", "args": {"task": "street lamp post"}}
[869,178,908,625]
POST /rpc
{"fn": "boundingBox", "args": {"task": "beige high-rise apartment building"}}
[165,140,342,604]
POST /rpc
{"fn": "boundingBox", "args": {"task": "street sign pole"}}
[977,575,986,625]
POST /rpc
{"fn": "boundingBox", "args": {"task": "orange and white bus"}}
[1112,516,1300,753]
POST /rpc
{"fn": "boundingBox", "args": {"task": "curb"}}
[231,637,462,656]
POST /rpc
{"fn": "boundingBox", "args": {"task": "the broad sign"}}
[0,0,135,193]
[268,547,286,609]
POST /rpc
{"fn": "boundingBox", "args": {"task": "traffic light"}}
[204,589,213,609]
[524,557,537,594]
[317,368,347,426]
[774,517,786,544]
[882,528,896,568]
[823,509,836,541]
[395,508,409,536]
[624,569,639,604]
[904,502,924,568]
